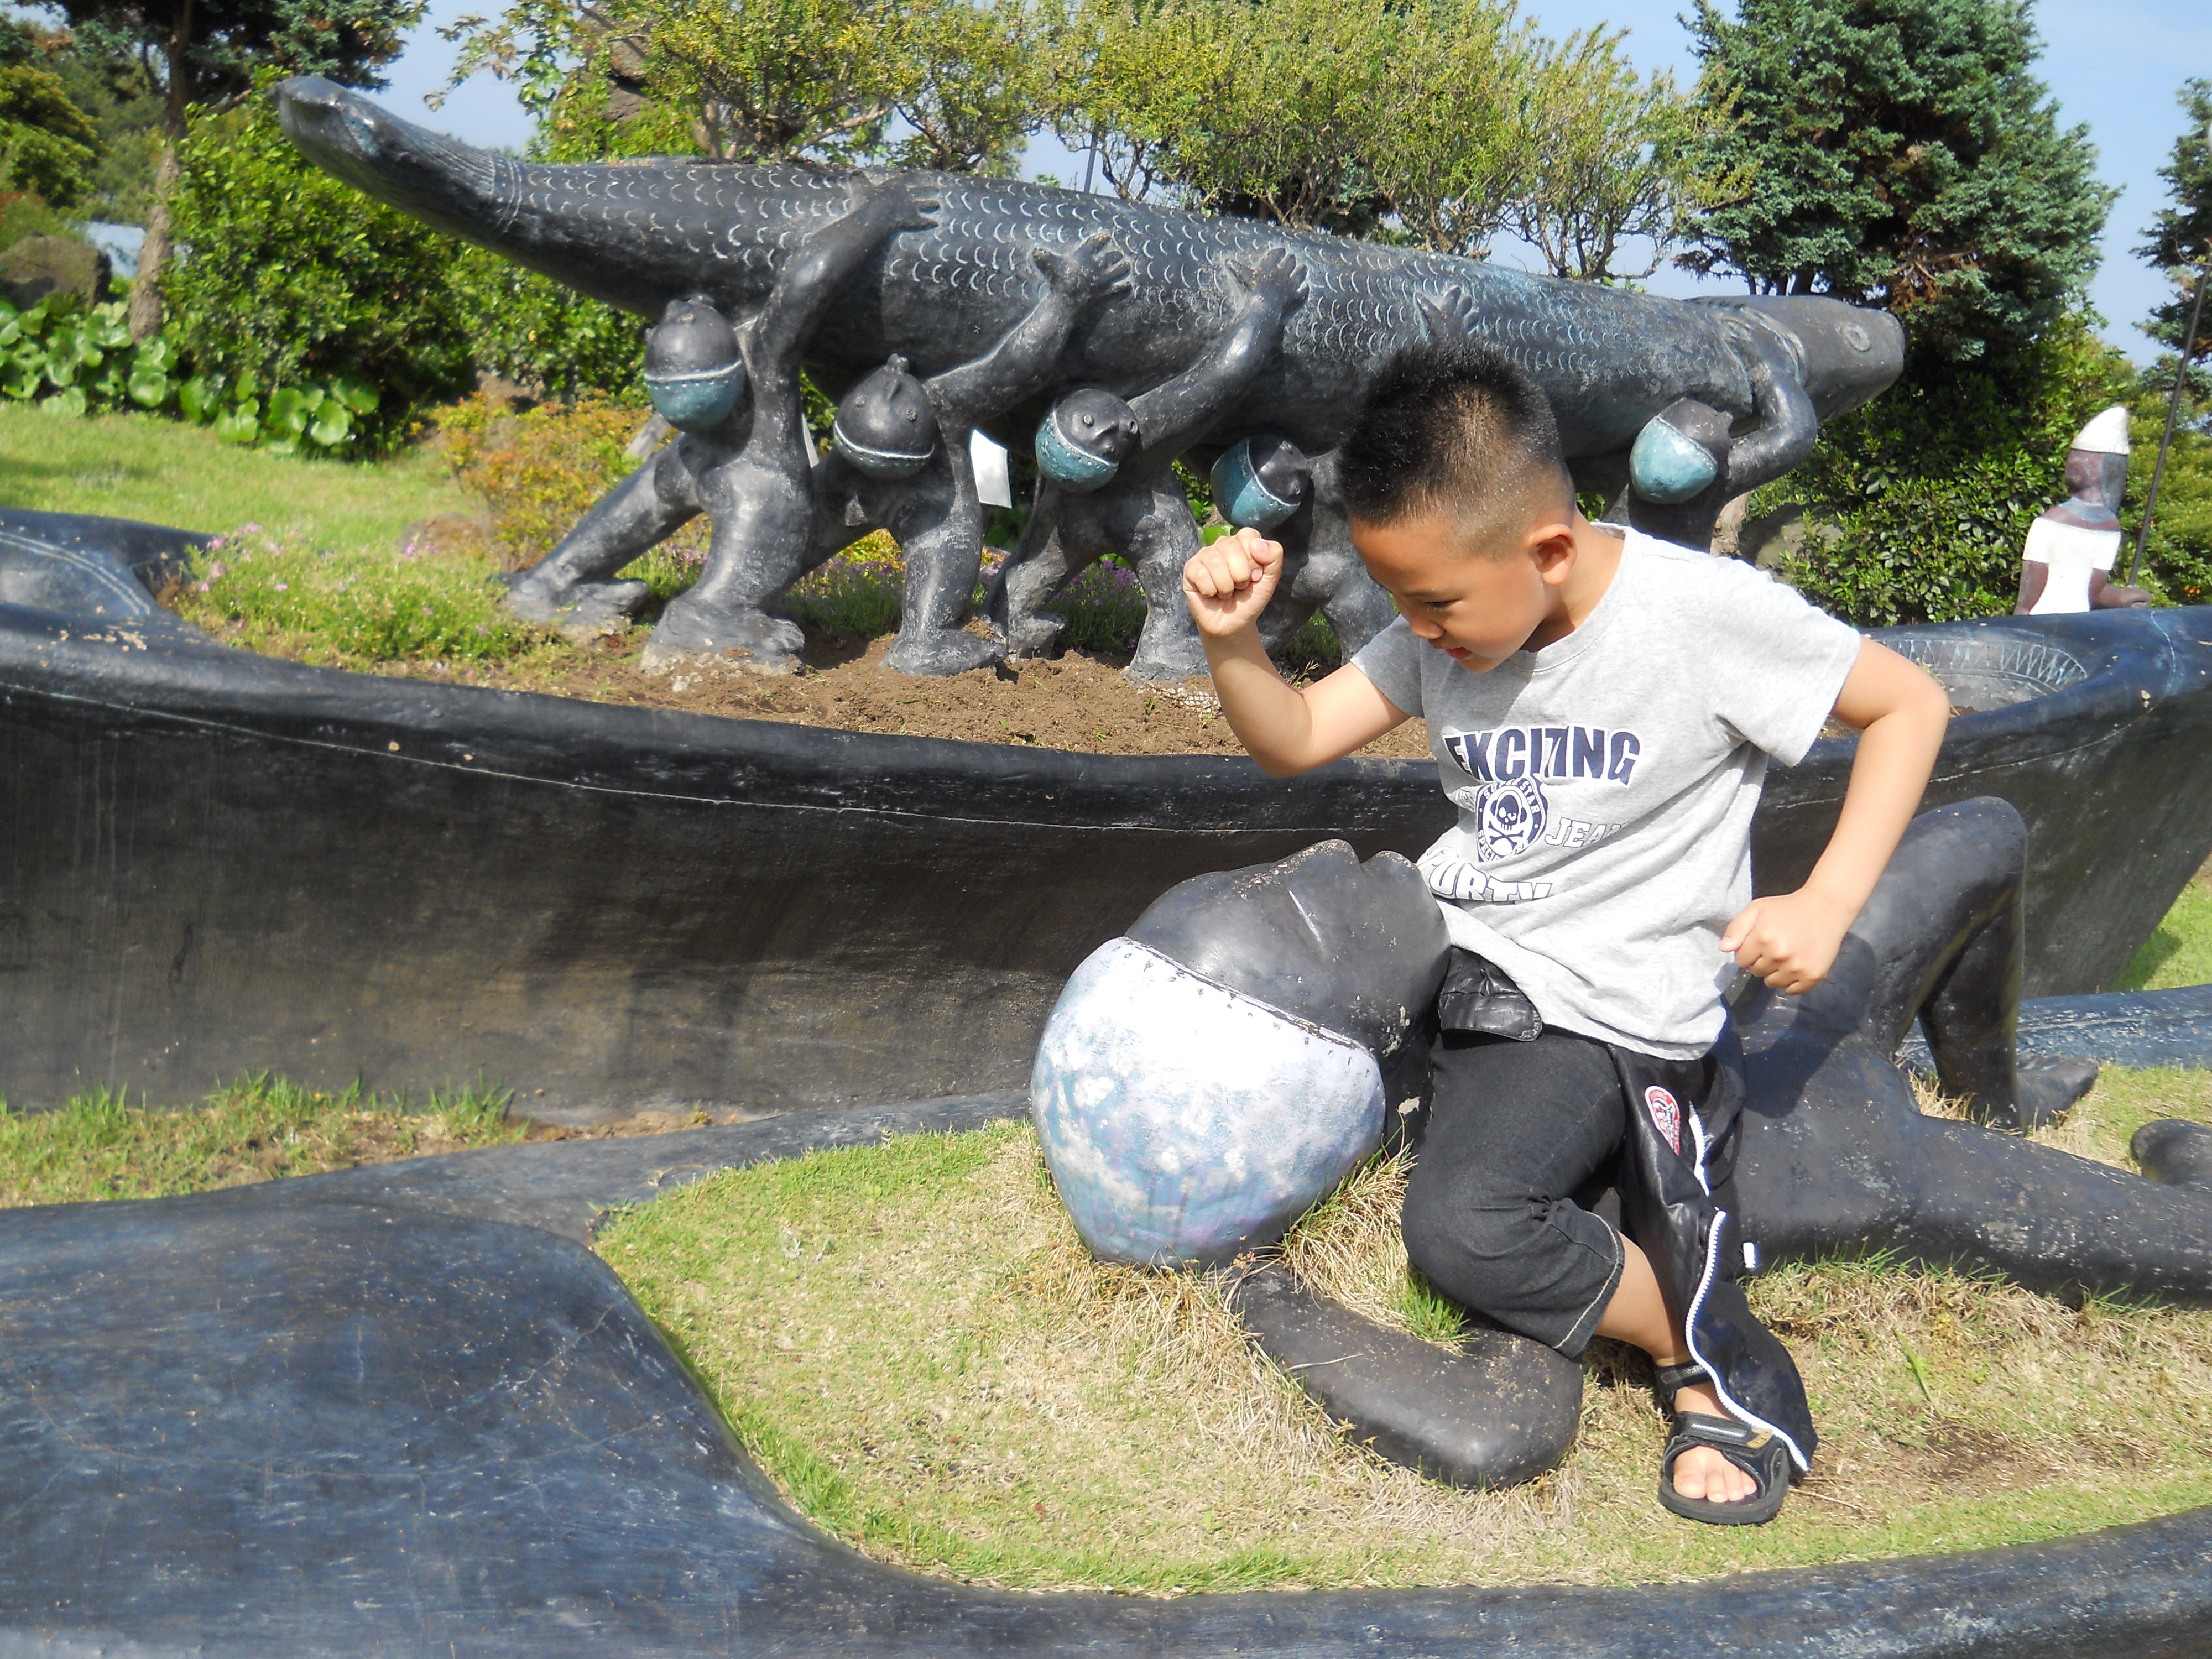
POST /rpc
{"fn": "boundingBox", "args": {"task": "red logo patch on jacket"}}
[1644,1085,1683,1156]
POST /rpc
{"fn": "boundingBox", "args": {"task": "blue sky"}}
[383,0,2211,364]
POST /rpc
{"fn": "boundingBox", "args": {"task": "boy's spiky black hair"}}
[1339,341,1571,533]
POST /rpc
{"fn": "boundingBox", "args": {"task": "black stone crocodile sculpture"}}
[272,76,1907,676]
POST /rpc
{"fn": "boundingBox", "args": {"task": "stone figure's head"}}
[1035,388,1141,493]
[644,296,746,432]
[1030,842,1451,1269]
[832,355,940,480]
[2064,404,2130,513]
[1628,397,1733,505]
[1209,431,1313,531]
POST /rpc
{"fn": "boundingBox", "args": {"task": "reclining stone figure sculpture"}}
[274,76,1907,678]
[1032,800,2211,1487]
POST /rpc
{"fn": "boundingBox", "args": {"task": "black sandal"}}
[1658,1411,1794,1526]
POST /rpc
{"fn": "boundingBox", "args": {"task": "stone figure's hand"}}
[851,171,942,232]
[1183,526,1282,638]
[1035,232,1134,306]
[1233,247,1307,314]
[1417,285,1479,343]
[1719,888,1855,995]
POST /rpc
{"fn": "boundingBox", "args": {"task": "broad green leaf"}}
[127,368,172,409]
[308,403,353,447]
[330,375,379,415]
[40,387,88,419]
[213,408,259,446]
[176,377,213,422]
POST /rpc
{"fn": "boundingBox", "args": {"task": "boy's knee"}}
[1402,1172,1535,1289]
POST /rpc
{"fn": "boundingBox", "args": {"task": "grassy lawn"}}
[2116,864,2212,992]
[598,1071,2212,1595]
[0,402,474,550]
[0,1076,526,1207]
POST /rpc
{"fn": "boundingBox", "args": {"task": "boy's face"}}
[1351,508,1574,672]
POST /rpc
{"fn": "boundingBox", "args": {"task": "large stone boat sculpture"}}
[0,507,2208,1119]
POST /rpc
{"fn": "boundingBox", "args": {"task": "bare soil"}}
[433,628,1436,761]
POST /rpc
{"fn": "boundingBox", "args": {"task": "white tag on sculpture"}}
[971,430,1013,508]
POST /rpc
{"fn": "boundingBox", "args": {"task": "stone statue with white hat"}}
[2015,405,2152,615]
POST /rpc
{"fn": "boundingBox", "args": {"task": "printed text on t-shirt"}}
[1442,726,1643,786]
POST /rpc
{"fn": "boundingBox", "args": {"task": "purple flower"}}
[272,582,289,592]
[207,562,226,579]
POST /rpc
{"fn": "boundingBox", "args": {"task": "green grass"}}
[172,525,539,666]
[0,1074,524,1207]
[2115,871,2212,992]
[599,1071,2212,1594]
[0,401,473,549]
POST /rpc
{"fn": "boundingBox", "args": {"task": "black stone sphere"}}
[832,354,941,479]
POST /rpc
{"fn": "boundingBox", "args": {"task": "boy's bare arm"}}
[1185,528,1407,775]
[1720,639,1949,993]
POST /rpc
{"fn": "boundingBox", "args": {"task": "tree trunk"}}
[127,22,192,343]
[127,142,179,342]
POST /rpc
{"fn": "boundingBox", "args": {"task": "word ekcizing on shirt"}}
[1443,725,1644,786]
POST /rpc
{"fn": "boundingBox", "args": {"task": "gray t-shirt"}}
[1350,529,1864,1058]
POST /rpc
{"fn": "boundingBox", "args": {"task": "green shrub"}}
[164,87,646,452]
[0,293,381,454]
[434,390,681,567]
[174,525,538,664]
[448,245,645,401]
[1755,319,2145,625]
[165,95,476,449]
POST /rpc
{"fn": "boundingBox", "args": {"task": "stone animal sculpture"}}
[506,175,940,669]
[989,246,1310,680]
[274,77,1906,676]
[2015,405,2152,617]
[803,232,1133,673]
[1032,800,2212,1487]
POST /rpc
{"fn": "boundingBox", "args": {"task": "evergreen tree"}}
[1680,0,2112,361]
[52,1,424,337]
[2136,80,2211,385]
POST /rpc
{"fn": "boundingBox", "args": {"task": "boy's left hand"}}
[1720,888,1856,994]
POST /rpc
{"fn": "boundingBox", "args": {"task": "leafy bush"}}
[434,390,680,567]
[173,525,538,664]
[165,96,477,449]
[1754,319,2144,625]
[165,88,646,453]
[0,295,172,417]
[447,246,645,402]
[0,292,383,453]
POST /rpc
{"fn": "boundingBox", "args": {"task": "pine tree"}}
[1680,0,2113,361]
[2136,80,2212,374]
[53,2,424,337]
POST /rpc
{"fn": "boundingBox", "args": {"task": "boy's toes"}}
[1674,1446,1753,1503]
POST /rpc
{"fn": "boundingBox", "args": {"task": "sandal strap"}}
[1651,1361,1710,1413]
[1662,1411,1758,1462]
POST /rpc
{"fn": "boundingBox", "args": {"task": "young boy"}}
[1183,342,1949,1525]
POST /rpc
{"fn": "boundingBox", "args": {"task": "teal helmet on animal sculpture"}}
[832,355,940,480]
[1036,388,1140,493]
[1209,432,1312,531]
[1628,398,1731,505]
[643,296,746,432]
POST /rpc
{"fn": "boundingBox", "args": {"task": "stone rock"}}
[1,235,113,309]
